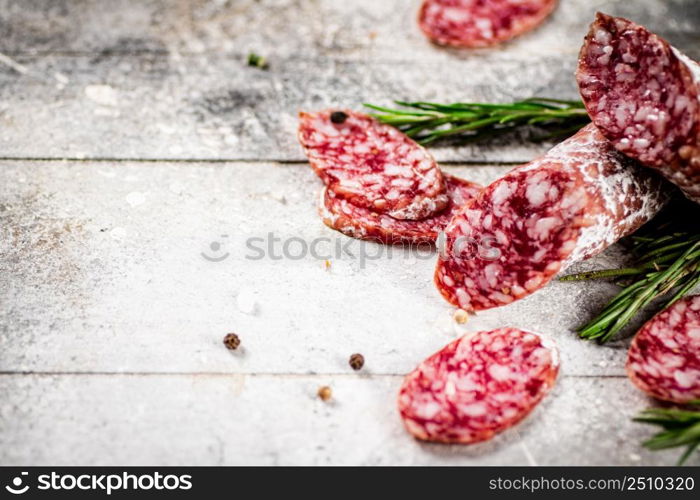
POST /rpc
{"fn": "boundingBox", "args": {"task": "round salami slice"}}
[319,174,482,244]
[418,0,558,48]
[434,124,667,311]
[298,109,448,220]
[577,13,700,203]
[398,327,559,444]
[626,295,700,404]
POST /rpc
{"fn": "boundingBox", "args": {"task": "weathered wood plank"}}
[0,160,644,377]
[1,0,697,59]
[0,53,579,162]
[0,1,697,162]
[0,374,692,466]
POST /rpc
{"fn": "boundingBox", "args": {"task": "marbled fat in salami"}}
[577,13,700,203]
[627,295,700,404]
[398,327,559,444]
[435,124,667,311]
[319,174,482,244]
[418,0,558,48]
[298,110,448,220]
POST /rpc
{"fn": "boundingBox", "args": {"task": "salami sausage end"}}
[435,124,667,311]
[627,295,700,404]
[577,12,700,203]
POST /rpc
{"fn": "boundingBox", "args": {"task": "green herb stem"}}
[562,233,700,343]
[634,402,700,465]
[364,98,589,144]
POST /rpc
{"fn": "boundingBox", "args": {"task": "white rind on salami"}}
[434,124,667,311]
[318,174,482,245]
[577,13,700,203]
[626,295,700,404]
[298,109,448,220]
[418,0,558,48]
[398,327,559,444]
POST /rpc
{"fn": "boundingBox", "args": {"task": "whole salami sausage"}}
[577,13,700,203]
[434,124,667,311]
[627,295,700,404]
[398,327,559,444]
[298,110,448,220]
[418,0,558,48]
[319,174,482,244]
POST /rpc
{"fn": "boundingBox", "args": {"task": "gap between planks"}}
[0,371,627,378]
[0,50,576,64]
[0,156,522,166]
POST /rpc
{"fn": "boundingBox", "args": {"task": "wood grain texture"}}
[0,161,639,377]
[0,0,697,162]
[1,374,696,466]
[0,54,577,162]
[1,0,697,58]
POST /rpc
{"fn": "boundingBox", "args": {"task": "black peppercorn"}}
[349,353,365,371]
[223,333,241,350]
[330,111,348,124]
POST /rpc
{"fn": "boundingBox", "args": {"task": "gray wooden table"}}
[1,0,699,466]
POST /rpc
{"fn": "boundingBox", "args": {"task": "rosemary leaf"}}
[634,403,700,465]
[561,215,700,343]
[365,98,589,144]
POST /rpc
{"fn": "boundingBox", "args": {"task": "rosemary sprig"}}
[634,402,700,465]
[364,98,590,144]
[561,231,700,343]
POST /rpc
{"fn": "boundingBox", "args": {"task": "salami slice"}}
[418,0,558,48]
[434,124,667,311]
[298,109,448,220]
[398,327,559,444]
[577,13,700,203]
[319,174,482,244]
[626,295,700,404]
